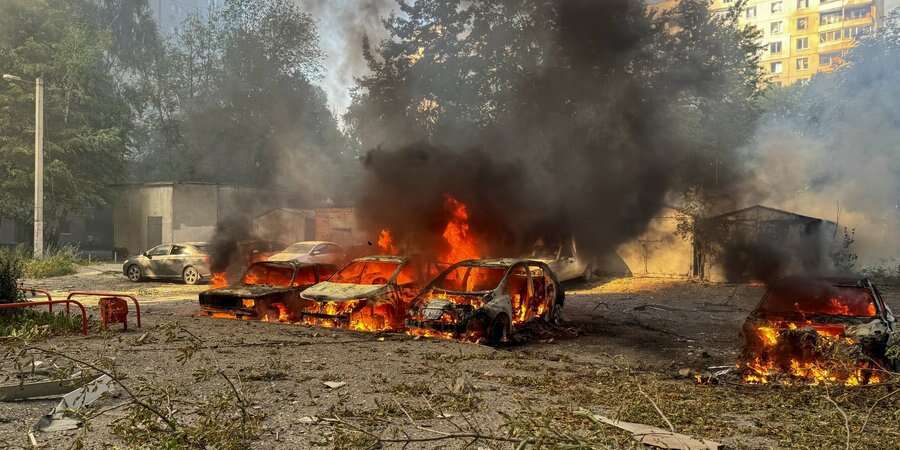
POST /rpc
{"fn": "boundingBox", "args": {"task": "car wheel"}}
[183,266,201,285]
[126,264,142,282]
[485,314,510,347]
[582,263,595,281]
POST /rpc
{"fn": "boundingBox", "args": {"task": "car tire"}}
[183,266,201,285]
[126,264,142,282]
[582,263,595,281]
[485,314,510,347]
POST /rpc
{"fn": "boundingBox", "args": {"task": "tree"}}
[134,0,352,200]
[0,0,137,243]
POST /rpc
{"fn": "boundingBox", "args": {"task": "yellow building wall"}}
[653,0,883,86]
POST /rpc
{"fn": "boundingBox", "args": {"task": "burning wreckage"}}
[406,259,564,345]
[199,261,337,321]
[740,277,899,385]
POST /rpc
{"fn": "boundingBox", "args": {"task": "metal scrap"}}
[578,410,721,450]
[33,374,116,433]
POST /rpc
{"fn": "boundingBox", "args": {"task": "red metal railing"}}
[16,286,55,311]
[0,300,89,335]
[66,292,141,328]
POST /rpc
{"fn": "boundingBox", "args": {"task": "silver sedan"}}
[122,242,212,284]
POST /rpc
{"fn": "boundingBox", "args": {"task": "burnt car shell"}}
[297,255,430,331]
[742,277,898,368]
[198,261,335,319]
[406,258,564,345]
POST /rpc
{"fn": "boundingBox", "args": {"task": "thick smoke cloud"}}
[740,31,900,270]
[296,0,398,114]
[354,0,746,260]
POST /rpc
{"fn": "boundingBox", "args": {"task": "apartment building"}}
[650,0,884,85]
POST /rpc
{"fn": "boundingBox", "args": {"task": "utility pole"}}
[34,77,44,259]
[3,74,44,258]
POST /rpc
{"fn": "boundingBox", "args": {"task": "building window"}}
[819,52,841,65]
[796,37,809,50]
[769,41,783,54]
[746,6,757,18]
[771,61,783,73]
[797,0,809,9]
[771,21,783,34]
[797,17,808,30]
[771,1,783,13]
[796,57,809,70]
[821,11,843,25]
[820,30,842,43]
[845,7,870,19]
[844,25,871,39]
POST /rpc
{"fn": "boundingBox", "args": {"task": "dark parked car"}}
[742,277,899,383]
[406,259,564,345]
[123,242,211,284]
[199,261,338,320]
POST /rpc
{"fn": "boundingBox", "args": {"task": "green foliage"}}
[133,0,350,197]
[0,0,148,243]
[0,309,84,339]
[0,249,25,304]
[23,244,79,278]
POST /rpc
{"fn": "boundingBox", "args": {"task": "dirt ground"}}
[2,266,899,449]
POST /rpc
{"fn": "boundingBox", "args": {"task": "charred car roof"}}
[453,258,547,267]
[353,255,408,263]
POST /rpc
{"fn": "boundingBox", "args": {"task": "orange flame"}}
[440,194,480,264]
[211,272,227,288]
[741,323,884,385]
[378,229,398,254]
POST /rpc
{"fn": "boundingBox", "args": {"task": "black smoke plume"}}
[208,217,256,280]
[352,0,753,260]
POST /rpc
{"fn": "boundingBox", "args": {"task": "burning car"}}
[198,261,337,320]
[296,255,437,331]
[406,259,564,345]
[741,277,898,385]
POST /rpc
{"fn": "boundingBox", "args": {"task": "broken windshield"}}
[330,260,399,285]
[436,266,507,292]
[242,263,294,287]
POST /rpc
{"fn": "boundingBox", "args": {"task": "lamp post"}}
[3,74,44,259]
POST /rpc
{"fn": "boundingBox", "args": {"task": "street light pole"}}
[3,74,44,259]
[34,77,44,259]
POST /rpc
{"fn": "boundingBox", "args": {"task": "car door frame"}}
[144,244,173,278]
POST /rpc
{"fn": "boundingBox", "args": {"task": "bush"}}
[24,245,79,279]
[0,249,25,304]
[0,309,84,339]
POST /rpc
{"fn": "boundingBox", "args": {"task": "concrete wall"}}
[254,209,313,244]
[172,184,219,243]
[314,208,367,246]
[113,185,173,256]
[616,207,694,278]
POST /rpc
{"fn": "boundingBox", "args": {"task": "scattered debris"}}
[322,381,346,390]
[0,374,87,401]
[298,416,319,424]
[578,410,721,450]
[34,375,116,433]
[450,375,475,395]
